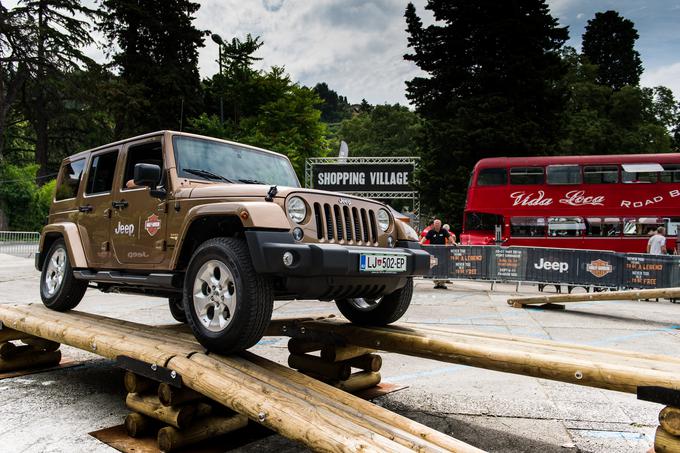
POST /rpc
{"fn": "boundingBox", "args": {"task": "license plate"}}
[359,253,408,273]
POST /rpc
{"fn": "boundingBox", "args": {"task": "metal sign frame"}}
[305,156,421,226]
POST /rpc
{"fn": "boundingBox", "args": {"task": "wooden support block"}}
[157,414,248,452]
[124,412,157,438]
[0,350,61,372]
[288,354,351,381]
[345,354,382,372]
[21,338,60,352]
[655,425,680,453]
[661,407,680,437]
[0,342,17,359]
[511,302,524,308]
[287,338,324,355]
[320,345,376,362]
[125,393,205,429]
[335,372,382,393]
[158,382,204,407]
[0,327,31,343]
[123,371,156,395]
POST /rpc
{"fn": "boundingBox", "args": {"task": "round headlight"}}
[377,208,390,232]
[287,196,306,223]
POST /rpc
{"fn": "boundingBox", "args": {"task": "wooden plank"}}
[508,287,680,307]
[655,425,680,453]
[661,406,680,437]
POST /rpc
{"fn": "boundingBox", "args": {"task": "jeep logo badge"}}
[534,258,569,273]
[338,198,352,206]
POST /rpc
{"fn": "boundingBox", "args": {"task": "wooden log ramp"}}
[507,287,680,308]
[0,325,62,372]
[0,304,482,453]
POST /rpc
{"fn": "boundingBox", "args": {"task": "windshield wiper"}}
[238,178,266,184]
[183,168,235,183]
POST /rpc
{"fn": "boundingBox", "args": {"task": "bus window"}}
[586,217,621,237]
[476,168,507,186]
[622,163,661,183]
[510,167,544,185]
[548,217,584,237]
[465,212,503,230]
[624,217,665,236]
[547,165,582,185]
[510,217,546,237]
[583,165,618,184]
[660,164,680,183]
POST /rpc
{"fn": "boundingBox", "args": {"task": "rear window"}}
[583,165,618,184]
[476,168,507,186]
[660,164,680,183]
[510,167,544,185]
[547,165,581,185]
[55,159,85,200]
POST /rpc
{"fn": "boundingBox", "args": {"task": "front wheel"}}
[183,237,273,354]
[335,278,413,325]
[40,239,87,311]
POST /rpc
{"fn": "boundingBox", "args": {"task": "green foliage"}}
[313,83,351,123]
[336,104,422,157]
[582,10,643,90]
[0,164,55,230]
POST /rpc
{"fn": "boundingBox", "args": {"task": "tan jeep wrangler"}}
[36,131,429,353]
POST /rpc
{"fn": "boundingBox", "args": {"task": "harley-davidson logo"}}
[338,198,352,206]
[144,214,161,237]
[586,259,613,278]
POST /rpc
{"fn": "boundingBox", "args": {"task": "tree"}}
[582,10,643,90]
[99,0,205,137]
[313,82,351,123]
[337,104,422,157]
[404,0,568,224]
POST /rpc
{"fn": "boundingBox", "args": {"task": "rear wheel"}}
[183,237,273,354]
[168,296,187,323]
[40,239,87,311]
[335,278,413,325]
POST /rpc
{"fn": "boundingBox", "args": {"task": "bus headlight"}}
[377,208,390,232]
[287,197,306,224]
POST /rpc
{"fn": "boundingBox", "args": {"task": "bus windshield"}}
[173,136,300,187]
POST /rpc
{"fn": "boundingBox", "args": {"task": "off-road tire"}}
[168,296,187,323]
[335,277,413,326]
[40,239,88,311]
[183,237,273,354]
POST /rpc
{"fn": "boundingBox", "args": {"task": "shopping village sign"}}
[306,157,418,192]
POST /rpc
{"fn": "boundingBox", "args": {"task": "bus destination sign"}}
[312,163,414,192]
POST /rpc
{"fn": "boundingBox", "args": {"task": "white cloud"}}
[641,61,680,99]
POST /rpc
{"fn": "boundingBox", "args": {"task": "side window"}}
[510,217,546,237]
[586,218,621,237]
[583,165,618,184]
[55,159,85,200]
[476,168,507,186]
[510,167,544,185]
[623,217,665,236]
[546,165,582,185]
[547,216,584,237]
[660,164,680,183]
[85,151,119,195]
[122,142,163,189]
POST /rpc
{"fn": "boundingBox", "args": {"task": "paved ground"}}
[1,253,679,452]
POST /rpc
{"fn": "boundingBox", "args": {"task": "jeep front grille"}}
[313,202,378,245]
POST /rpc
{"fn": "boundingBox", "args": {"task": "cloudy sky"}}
[190,0,680,105]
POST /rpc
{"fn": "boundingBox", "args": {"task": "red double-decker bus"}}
[460,154,680,253]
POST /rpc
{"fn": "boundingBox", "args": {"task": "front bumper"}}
[245,231,430,277]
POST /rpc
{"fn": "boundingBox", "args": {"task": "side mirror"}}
[133,163,166,198]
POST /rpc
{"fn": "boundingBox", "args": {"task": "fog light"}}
[293,227,304,241]
[282,251,294,267]
[387,236,395,248]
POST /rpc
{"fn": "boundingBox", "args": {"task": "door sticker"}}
[144,214,161,237]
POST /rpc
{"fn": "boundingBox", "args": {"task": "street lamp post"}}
[211,33,225,124]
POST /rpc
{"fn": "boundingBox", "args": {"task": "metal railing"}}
[0,231,39,258]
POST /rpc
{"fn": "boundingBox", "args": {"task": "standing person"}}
[420,219,452,289]
[443,224,457,245]
[646,226,667,255]
[420,219,434,245]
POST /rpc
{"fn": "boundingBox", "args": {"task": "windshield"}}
[173,136,300,187]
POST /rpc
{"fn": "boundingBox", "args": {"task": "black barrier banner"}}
[312,163,414,192]
[447,246,488,280]
[424,246,449,278]
[525,248,579,284]
[621,254,675,289]
[489,247,527,281]
[573,250,620,288]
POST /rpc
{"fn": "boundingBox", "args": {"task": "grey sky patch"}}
[262,0,285,12]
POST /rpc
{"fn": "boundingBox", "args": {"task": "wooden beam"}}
[288,353,352,381]
[661,407,680,437]
[335,372,382,393]
[321,345,376,362]
[655,425,680,453]
[125,393,199,429]
[157,414,248,452]
[123,371,156,395]
[508,287,680,307]
[0,350,61,372]
[124,412,156,438]
[158,382,204,407]
[346,354,382,372]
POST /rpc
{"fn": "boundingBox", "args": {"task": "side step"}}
[73,270,178,289]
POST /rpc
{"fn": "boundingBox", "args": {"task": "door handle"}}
[112,200,129,209]
[78,205,93,213]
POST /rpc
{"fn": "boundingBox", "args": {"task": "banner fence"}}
[425,245,680,289]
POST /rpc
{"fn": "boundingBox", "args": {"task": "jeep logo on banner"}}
[312,163,414,192]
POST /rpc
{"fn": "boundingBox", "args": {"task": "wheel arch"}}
[39,223,87,269]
